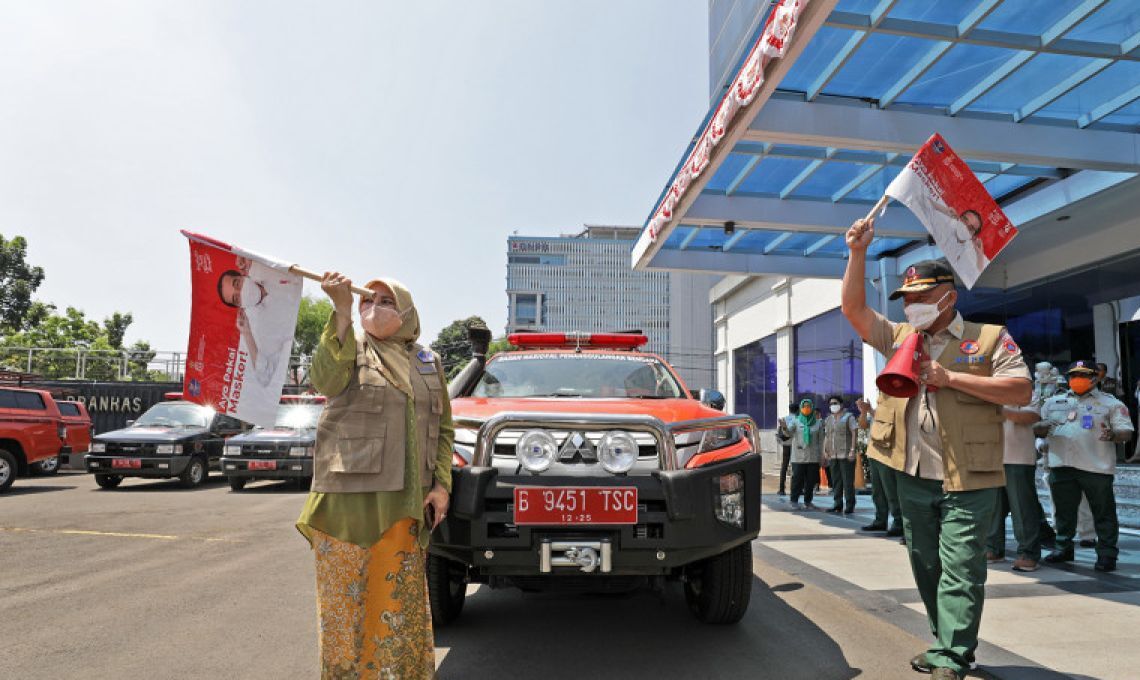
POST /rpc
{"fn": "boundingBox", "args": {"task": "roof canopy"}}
[633,0,1140,280]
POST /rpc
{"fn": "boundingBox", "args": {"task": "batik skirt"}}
[311,519,435,679]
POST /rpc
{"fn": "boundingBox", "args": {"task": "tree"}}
[0,234,45,333]
[0,306,148,380]
[294,295,334,357]
[431,316,491,378]
[103,312,133,349]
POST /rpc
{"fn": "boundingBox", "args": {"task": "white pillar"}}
[1093,302,1120,378]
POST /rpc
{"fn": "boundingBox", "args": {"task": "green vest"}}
[313,340,444,493]
[867,320,1006,492]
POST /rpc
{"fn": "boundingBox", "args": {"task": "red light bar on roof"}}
[163,392,184,401]
[508,332,648,349]
[280,395,327,404]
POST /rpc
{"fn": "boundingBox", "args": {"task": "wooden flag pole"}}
[288,266,376,299]
[865,195,889,222]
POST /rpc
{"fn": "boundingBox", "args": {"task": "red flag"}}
[181,231,303,427]
[885,133,1018,289]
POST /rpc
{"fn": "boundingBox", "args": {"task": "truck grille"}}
[105,443,157,455]
[241,444,290,457]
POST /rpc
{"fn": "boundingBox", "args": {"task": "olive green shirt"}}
[296,315,454,549]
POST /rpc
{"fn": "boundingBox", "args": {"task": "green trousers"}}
[1048,466,1118,559]
[829,459,857,511]
[870,458,902,527]
[986,464,1043,561]
[896,473,999,675]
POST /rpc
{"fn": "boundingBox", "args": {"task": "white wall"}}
[667,272,719,390]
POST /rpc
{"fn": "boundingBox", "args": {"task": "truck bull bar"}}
[453,412,761,470]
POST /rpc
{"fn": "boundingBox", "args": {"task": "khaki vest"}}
[313,339,445,493]
[867,320,1005,492]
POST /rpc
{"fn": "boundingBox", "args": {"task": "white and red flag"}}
[181,231,303,427]
[885,133,1018,289]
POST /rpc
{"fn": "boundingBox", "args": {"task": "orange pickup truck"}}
[429,331,761,626]
[0,386,69,492]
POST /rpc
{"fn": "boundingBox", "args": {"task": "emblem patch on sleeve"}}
[417,349,434,363]
[960,340,979,355]
[1003,340,1019,354]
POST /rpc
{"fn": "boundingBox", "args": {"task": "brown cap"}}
[1067,359,1097,376]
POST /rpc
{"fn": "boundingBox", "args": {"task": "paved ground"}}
[3,466,1137,679]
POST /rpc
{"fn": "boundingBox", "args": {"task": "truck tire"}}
[94,474,123,489]
[427,553,467,626]
[228,477,247,491]
[684,542,753,624]
[0,449,17,492]
[179,457,207,489]
[36,456,60,475]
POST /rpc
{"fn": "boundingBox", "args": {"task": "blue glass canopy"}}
[636,0,1140,275]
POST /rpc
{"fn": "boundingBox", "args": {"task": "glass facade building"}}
[793,309,863,409]
[733,333,777,429]
[506,227,673,358]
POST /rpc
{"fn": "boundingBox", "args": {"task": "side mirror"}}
[698,389,726,411]
[125,420,135,427]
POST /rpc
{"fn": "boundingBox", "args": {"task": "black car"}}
[220,397,324,491]
[85,400,248,489]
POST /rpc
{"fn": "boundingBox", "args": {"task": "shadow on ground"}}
[436,575,859,680]
[0,484,78,496]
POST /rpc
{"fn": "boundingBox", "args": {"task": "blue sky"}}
[1,1,709,353]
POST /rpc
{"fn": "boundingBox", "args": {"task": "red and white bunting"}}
[644,0,809,243]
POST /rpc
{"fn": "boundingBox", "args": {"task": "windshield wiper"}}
[531,392,584,398]
[628,395,670,399]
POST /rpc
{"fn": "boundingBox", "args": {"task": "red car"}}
[54,400,94,471]
[0,386,68,491]
[429,331,761,625]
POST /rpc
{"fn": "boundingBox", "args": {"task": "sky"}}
[0,1,709,357]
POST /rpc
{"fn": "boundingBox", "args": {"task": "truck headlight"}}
[515,430,557,473]
[597,431,638,474]
[225,445,242,456]
[698,427,742,453]
[91,443,106,453]
[155,444,182,455]
[714,472,744,528]
[289,446,312,457]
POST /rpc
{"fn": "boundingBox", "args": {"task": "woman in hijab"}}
[297,273,453,680]
[786,398,824,510]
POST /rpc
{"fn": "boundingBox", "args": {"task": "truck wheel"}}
[427,553,467,626]
[228,477,247,491]
[0,449,17,492]
[295,477,312,491]
[684,542,753,624]
[179,457,207,489]
[36,456,60,475]
[94,474,123,489]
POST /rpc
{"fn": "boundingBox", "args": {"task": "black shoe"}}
[1040,526,1056,548]
[1043,548,1074,563]
[1079,539,1097,548]
[1094,557,1117,572]
[826,506,842,514]
[777,489,787,496]
[843,509,854,515]
[861,522,888,532]
[886,524,904,537]
[910,652,976,674]
[899,536,907,545]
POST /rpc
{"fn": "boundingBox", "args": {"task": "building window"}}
[794,309,863,408]
[515,293,539,326]
[733,334,777,429]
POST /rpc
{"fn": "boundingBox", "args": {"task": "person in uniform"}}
[860,398,904,537]
[1036,360,1134,572]
[297,273,453,679]
[823,394,859,514]
[985,401,1044,571]
[787,398,824,510]
[841,217,1032,680]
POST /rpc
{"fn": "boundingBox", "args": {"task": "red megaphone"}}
[876,332,931,398]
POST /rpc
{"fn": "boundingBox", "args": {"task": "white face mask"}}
[903,290,952,331]
[829,404,841,414]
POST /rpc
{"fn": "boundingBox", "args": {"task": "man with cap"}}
[842,218,1032,680]
[1035,360,1134,572]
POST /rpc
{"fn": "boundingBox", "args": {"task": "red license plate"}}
[248,460,276,471]
[112,458,141,469]
[513,487,638,525]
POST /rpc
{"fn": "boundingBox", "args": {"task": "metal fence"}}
[0,347,313,384]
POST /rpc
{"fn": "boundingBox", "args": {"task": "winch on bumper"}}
[431,454,762,576]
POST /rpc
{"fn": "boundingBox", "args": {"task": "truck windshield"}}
[135,402,213,428]
[271,404,323,430]
[472,354,686,399]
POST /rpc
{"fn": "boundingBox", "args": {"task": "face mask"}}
[1069,376,1095,395]
[800,406,813,416]
[903,290,952,331]
[829,404,841,414]
[361,303,408,340]
[238,282,264,309]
